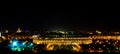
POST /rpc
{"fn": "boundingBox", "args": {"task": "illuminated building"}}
[113,32,120,34]
[33,37,92,51]
[96,30,102,34]
[17,27,21,33]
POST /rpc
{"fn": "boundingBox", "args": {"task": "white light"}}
[12,42,17,46]
[30,43,33,46]
[22,42,25,45]
[5,30,8,33]
[0,32,1,37]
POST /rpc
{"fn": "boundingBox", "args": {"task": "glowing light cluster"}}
[8,40,34,52]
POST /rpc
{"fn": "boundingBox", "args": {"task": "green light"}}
[23,48,25,50]
[118,47,120,50]
[17,48,22,52]
[11,48,17,51]
[9,40,34,52]
[11,47,23,52]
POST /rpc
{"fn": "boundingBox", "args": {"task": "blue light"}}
[8,40,34,52]
[30,43,33,46]
[12,41,18,46]
[22,42,25,45]
[21,42,26,47]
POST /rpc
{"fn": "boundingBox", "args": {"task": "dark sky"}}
[0,7,120,31]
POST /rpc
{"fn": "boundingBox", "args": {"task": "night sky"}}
[0,7,120,31]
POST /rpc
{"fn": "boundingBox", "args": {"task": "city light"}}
[22,42,25,45]
[2,30,120,52]
[12,41,18,46]
[30,43,33,46]
[8,40,34,52]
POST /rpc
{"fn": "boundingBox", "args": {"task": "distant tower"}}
[5,30,8,33]
[17,27,21,33]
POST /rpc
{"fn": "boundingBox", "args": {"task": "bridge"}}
[33,37,92,51]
